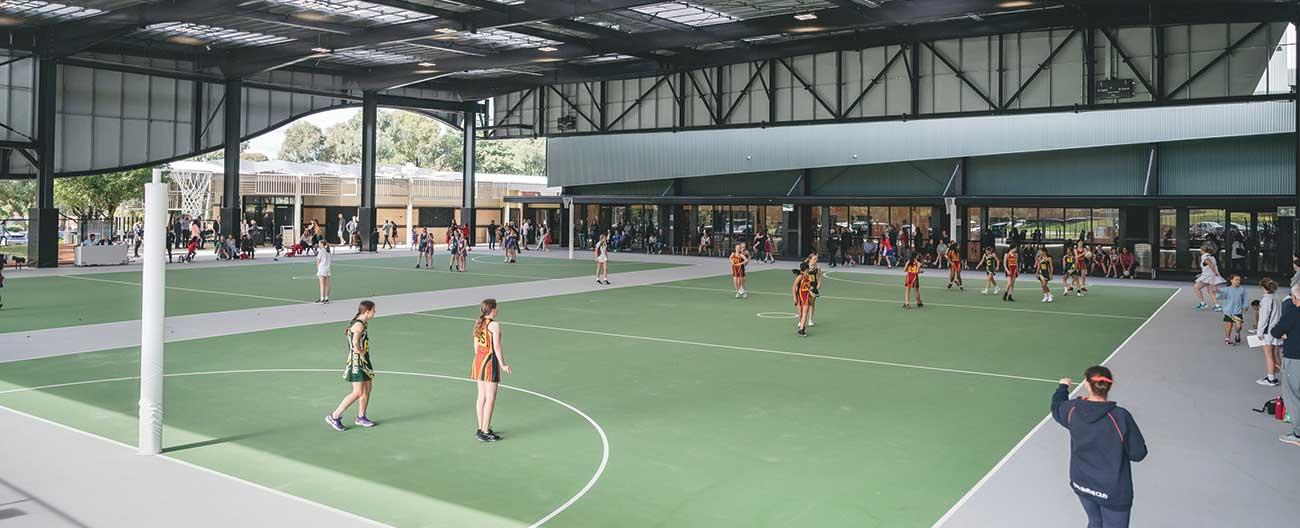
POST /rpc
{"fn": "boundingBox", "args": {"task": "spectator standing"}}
[488,220,498,250]
[1256,278,1284,386]
[1269,284,1300,446]
[336,212,345,245]
[1051,367,1147,528]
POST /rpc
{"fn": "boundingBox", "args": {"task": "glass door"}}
[1256,212,1279,274]
[1159,209,1177,271]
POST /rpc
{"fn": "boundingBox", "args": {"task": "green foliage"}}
[54,167,153,221]
[314,110,545,175]
[240,152,270,162]
[279,121,325,162]
[0,179,35,217]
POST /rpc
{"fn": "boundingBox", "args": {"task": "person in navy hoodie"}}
[1051,365,1148,528]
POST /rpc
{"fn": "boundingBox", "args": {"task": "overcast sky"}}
[246,107,359,159]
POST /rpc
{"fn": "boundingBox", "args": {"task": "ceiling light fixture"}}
[418,61,435,67]
[847,0,881,7]
[537,46,558,52]
[435,28,458,34]
[311,47,332,53]
[793,13,818,21]
[996,0,1035,7]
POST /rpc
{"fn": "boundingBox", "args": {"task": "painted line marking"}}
[411,312,1057,384]
[471,255,582,266]
[61,274,311,304]
[651,283,1150,320]
[335,262,557,281]
[756,312,797,319]
[0,368,608,528]
[928,287,1180,528]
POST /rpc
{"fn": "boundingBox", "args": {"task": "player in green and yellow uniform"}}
[980,247,1000,295]
[1062,247,1081,296]
[1036,246,1055,303]
[326,300,377,431]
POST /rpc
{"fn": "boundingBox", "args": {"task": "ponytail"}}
[346,300,375,335]
[474,298,498,337]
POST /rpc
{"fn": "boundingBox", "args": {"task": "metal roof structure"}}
[1,1,1295,100]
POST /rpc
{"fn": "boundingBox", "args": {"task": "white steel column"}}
[293,176,303,243]
[405,192,414,247]
[565,197,574,260]
[139,171,167,455]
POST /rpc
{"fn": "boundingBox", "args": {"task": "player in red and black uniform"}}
[792,263,814,337]
[730,243,750,298]
[1002,246,1020,302]
[945,243,963,291]
[471,299,512,442]
[903,254,924,309]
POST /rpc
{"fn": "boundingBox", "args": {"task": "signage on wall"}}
[1279,206,1296,217]
[1095,78,1135,99]
[782,204,795,212]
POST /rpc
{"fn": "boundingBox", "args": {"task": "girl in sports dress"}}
[1002,246,1019,302]
[472,299,511,442]
[946,243,963,290]
[805,254,821,327]
[1193,244,1227,311]
[1074,241,1091,294]
[326,300,377,431]
[903,254,923,309]
[1062,247,1082,296]
[730,243,750,298]
[980,247,999,295]
[315,240,332,304]
[1036,246,1054,303]
[792,263,813,337]
[594,233,610,285]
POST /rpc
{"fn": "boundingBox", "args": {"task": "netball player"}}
[415,228,433,268]
[472,299,511,442]
[730,243,750,298]
[315,240,332,304]
[805,253,822,327]
[1074,241,1091,294]
[792,263,813,337]
[903,254,924,308]
[326,300,377,431]
[1002,246,1019,302]
[1036,247,1055,303]
[980,247,999,295]
[946,242,963,290]
[594,233,610,285]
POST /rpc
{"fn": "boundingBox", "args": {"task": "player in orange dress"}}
[792,263,813,337]
[945,243,963,291]
[730,243,750,298]
[1002,246,1020,302]
[471,298,512,442]
[903,254,924,308]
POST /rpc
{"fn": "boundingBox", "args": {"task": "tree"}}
[0,179,35,217]
[55,168,154,239]
[240,152,269,161]
[191,140,253,161]
[279,121,325,162]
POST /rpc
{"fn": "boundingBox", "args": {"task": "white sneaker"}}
[1047,294,1054,302]
[735,292,741,298]
[981,289,989,294]
[809,322,815,327]
[1041,296,1047,303]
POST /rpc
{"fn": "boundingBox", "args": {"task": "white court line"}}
[335,262,557,281]
[652,283,1150,321]
[471,255,584,266]
[61,274,310,304]
[928,287,1180,528]
[412,312,1057,384]
[0,368,609,528]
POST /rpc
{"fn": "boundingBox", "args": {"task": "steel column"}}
[461,110,477,245]
[28,57,58,268]
[1083,27,1096,106]
[908,43,920,116]
[357,91,378,251]
[219,79,242,240]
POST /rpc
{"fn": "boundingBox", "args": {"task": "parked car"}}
[1,226,25,245]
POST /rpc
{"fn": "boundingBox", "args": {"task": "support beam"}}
[1166,22,1267,99]
[922,42,997,111]
[462,110,477,246]
[907,43,920,116]
[28,57,57,268]
[843,47,904,117]
[219,79,242,240]
[1001,29,1079,109]
[1082,27,1096,106]
[1098,27,1157,100]
[777,58,838,119]
[358,91,379,252]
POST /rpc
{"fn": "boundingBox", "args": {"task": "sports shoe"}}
[476,429,492,442]
[355,416,375,428]
[1007,295,1015,302]
[1212,305,1223,312]
[959,286,964,291]
[484,429,502,441]
[947,283,953,289]
[325,414,345,432]
[1279,433,1300,446]
[741,292,748,298]
[1257,376,1280,386]
[735,292,741,298]
[902,304,912,309]
[808,321,815,327]
[1225,338,1232,346]
[916,302,923,308]
[1235,333,1242,344]
[797,329,807,337]
[1047,294,1054,302]
[1196,302,1206,310]
[1076,291,1082,297]
[981,289,989,294]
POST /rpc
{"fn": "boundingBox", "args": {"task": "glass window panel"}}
[1257,212,1279,273]
[914,207,932,246]
[987,207,1011,244]
[966,206,983,261]
[1065,208,1091,242]
[1092,208,1119,245]
[764,205,784,256]
[1158,208,1177,270]
[1188,208,1225,246]
[869,206,889,239]
[1039,208,1065,241]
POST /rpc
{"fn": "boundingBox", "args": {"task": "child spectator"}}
[1221,274,1248,346]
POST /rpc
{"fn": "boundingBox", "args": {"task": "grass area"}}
[0,253,679,333]
[0,268,1174,527]
[0,244,24,259]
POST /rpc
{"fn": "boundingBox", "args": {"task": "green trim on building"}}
[809,159,954,196]
[967,144,1149,196]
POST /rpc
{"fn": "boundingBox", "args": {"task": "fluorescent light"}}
[847,0,880,7]
[418,61,436,67]
[537,46,558,52]
[793,13,818,21]
[997,0,1035,7]
[310,47,331,53]
[435,28,458,34]
[413,69,438,74]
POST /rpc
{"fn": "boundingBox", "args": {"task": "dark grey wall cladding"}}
[967,145,1149,196]
[1158,133,1295,195]
[678,170,802,196]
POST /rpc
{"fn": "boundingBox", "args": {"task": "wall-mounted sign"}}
[1095,78,1135,100]
[782,204,795,212]
[1279,206,1296,217]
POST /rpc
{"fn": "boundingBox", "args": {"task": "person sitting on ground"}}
[1118,247,1135,278]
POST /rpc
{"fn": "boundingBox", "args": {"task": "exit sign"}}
[1279,206,1296,217]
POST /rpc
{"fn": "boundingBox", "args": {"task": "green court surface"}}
[0,254,677,333]
[0,268,1175,527]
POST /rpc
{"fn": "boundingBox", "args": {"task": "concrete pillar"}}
[461,111,477,245]
[357,91,378,252]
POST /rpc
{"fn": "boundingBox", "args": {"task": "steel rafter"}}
[547,85,599,131]
[685,69,720,125]
[923,41,997,111]
[843,46,905,117]
[1165,22,1267,99]
[607,74,672,130]
[1098,27,1158,100]
[720,62,767,125]
[776,57,838,119]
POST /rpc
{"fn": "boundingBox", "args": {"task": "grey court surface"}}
[2,250,1299,527]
